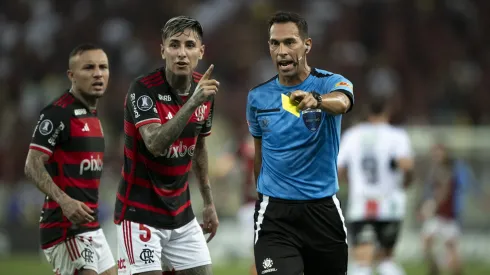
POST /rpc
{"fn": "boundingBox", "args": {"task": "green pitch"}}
[1,255,489,275]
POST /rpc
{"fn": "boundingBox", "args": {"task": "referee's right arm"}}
[246,92,263,186]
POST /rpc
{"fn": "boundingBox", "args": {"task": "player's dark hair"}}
[268,11,308,39]
[161,16,203,41]
[368,97,389,115]
[69,43,103,59]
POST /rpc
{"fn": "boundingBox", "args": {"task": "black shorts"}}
[254,193,348,275]
[348,220,401,249]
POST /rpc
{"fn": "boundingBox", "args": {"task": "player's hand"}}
[190,64,219,107]
[201,204,219,243]
[289,90,319,110]
[59,197,95,225]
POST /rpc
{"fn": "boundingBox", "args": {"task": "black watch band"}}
[310,91,322,108]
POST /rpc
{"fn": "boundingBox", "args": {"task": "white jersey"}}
[337,123,413,221]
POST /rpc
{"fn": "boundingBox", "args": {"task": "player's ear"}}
[67,69,74,82]
[305,38,312,54]
[160,43,165,59]
[199,44,205,60]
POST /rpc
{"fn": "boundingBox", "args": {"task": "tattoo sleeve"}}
[24,149,69,204]
[174,264,213,275]
[139,100,198,157]
[193,136,213,206]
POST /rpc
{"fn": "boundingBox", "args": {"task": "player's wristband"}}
[310,91,322,109]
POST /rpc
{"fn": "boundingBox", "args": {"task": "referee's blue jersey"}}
[246,68,354,200]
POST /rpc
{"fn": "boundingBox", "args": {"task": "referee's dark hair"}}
[268,11,308,39]
[68,43,104,68]
[368,96,390,115]
[161,16,203,42]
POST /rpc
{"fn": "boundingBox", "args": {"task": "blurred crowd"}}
[1,0,489,188]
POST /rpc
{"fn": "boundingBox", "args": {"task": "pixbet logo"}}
[79,155,103,175]
[160,141,195,158]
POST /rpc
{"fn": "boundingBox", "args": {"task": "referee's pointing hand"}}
[290,90,319,110]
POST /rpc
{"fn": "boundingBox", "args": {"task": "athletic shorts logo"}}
[262,258,273,269]
[137,95,153,111]
[81,247,94,263]
[39,119,54,135]
[262,258,277,274]
[302,109,322,132]
[140,246,155,264]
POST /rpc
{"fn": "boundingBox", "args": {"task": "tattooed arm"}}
[25,150,94,224]
[174,264,213,275]
[139,65,219,157]
[192,136,219,242]
[139,100,199,157]
[25,150,70,204]
[193,136,214,206]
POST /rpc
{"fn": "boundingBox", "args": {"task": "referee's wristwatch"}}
[310,91,322,109]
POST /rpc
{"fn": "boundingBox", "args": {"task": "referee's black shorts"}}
[254,193,348,275]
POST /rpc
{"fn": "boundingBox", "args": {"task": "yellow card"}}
[281,94,300,117]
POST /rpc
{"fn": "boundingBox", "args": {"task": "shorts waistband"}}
[258,193,334,204]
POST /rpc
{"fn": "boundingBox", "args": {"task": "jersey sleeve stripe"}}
[29,144,53,156]
[116,193,191,216]
[135,118,162,129]
[199,130,211,137]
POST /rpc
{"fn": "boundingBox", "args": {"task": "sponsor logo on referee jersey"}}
[334,81,352,89]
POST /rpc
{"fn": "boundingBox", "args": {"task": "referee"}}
[246,11,353,275]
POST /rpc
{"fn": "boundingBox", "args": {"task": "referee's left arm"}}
[317,91,351,115]
[319,76,354,114]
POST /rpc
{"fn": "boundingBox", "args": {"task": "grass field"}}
[1,255,489,275]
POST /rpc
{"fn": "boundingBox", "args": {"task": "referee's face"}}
[68,49,109,98]
[269,22,308,78]
[161,29,204,77]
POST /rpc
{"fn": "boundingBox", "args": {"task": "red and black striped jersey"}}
[114,68,214,229]
[29,91,105,249]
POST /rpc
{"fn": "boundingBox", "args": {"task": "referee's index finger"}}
[200,64,214,81]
